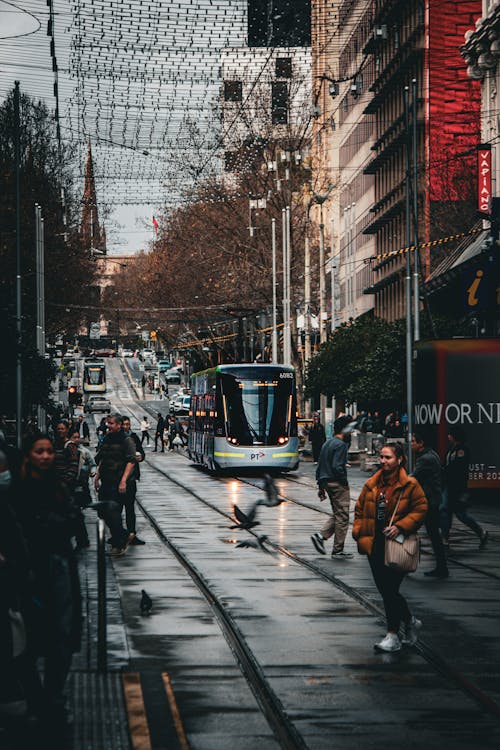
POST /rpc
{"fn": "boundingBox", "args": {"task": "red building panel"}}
[428,0,481,202]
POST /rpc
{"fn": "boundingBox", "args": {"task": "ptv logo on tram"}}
[250,451,266,461]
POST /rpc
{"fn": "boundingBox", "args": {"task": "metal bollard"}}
[97,517,107,672]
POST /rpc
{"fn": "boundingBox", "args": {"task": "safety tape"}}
[375,227,484,263]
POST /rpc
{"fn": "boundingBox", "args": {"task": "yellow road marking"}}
[162,672,191,750]
[122,673,152,750]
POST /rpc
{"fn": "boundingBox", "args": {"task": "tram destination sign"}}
[415,338,500,489]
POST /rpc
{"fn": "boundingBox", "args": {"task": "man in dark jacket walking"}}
[411,430,448,578]
[440,425,488,550]
[122,416,146,545]
[311,416,352,558]
[94,413,136,555]
[308,412,326,463]
[153,412,165,452]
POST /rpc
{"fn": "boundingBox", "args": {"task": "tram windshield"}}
[83,364,106,390]
[219,368,296,446]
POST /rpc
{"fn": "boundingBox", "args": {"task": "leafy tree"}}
[0,88,96,418]
[305,313,471,408]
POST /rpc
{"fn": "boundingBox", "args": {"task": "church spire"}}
[81,141,106,254]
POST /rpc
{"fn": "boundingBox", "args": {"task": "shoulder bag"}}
[384,493,420,573]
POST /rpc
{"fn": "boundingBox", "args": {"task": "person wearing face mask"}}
[353,442,427,653]
[14,435,81,727]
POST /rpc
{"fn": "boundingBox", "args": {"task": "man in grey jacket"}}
[311,416,352,558]
[411,429,448,578]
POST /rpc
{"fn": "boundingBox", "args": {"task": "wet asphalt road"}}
[76,359,500,750]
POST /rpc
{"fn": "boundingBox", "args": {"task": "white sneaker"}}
[374,632,402,652]
[402,616,422,646]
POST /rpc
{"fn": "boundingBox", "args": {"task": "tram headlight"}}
[277,436,289,445]
[227,437,239,445]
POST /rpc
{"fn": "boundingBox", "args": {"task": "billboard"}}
[415,339,500,489]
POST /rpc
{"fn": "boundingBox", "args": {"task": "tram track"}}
[108,366,500,725]
[138,457,500,721]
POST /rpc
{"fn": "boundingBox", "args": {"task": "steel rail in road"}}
[136,497,308,750]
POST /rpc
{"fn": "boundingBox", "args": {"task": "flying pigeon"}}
[261,474,282,507]
[230,503,260,530]
[235,535,275,554]
[140,589,153,616]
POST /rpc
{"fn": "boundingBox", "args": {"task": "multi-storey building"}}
[461,1,500,186]
[313,0,376,324]
[362,0,481,320]
[222,2,312,170]
[313,0,482,323]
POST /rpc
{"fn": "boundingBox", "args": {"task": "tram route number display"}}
[414,339,500,489]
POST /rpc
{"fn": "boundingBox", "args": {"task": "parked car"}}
[95,348,116,357]
[158,359,171,372]
[169,393,184,412]
[166,366,182,384]
[139,348,155,362]
[173,395,191,416]
[120,349,134,358]
[84,395,111,413]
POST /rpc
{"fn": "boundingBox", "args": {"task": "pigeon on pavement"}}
[140,589,153,616]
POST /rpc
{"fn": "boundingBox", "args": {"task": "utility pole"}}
[330,217,337,428]
[318,203,326,345]
[330,217,336,335]
[285,205,292,365]
[14,81,22,450]
[412,77,420,342]
[282,207,291,365]
[35,205,46,432]
[304,227,311,418]
[404,85,414,471]
[271,218,278,362]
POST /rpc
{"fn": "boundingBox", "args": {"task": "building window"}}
[272,81,288,125]
[224,81,243,102]
[275,57,292,78]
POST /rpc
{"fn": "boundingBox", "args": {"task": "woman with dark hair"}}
[441,425,488,549]
[353,442,427,652]
[14,434,81,723]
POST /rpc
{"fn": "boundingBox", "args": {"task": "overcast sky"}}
[0,0,248,255]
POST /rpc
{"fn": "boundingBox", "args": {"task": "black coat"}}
[13,473,82,655]
[412,448,442,509]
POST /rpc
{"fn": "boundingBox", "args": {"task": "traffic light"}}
[68,385,78,405]
[150,330,157,340]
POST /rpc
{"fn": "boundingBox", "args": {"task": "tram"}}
[188,363,299,473]
[83,359,107,393]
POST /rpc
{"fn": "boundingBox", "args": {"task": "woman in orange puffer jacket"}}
[353,442,427,653]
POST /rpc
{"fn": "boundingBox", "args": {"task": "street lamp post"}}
[271,218,278,362]
[35,204,46,432]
